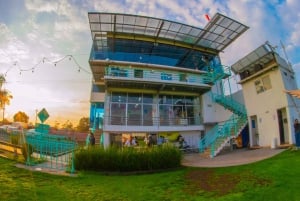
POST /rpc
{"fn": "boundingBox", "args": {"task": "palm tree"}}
[0,74,13,122]
[0,74,5,90]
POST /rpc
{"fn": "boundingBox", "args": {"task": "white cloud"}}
[0,24,30,65]
[25,0,59,13]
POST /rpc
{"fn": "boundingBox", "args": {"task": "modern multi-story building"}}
[87,12,249,153]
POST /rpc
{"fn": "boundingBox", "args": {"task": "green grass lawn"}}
[1,149,300,201]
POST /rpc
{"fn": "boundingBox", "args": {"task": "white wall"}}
[242,66,298,146]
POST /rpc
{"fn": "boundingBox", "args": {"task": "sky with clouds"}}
[0,0,299,125]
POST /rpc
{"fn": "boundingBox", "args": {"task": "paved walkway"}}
[182,147,285,167]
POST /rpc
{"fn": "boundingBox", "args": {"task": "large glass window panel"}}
[184,96,194,105]
[159,104,174,126]
[143,94,153,104]
[128,103,142,125]
[89,13,100,23]
[143,104,153,126]
[134,69,143,78]
[147,18,160,28]
[159,95,172,104]
[100,14,112,23]
[111,92,127,102]
[186,106,195,125]
[135,17,147,26]
[262,75,272,90]
[128,93,142,103]
[110,103,126,125]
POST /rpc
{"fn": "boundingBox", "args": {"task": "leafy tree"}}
[76,117,90,132]
[53,121,60,130]
[61,120,73,130]
[0,74,5,90]
[13,111,29,123]
[0,118,10,126]
[0,89,13,122]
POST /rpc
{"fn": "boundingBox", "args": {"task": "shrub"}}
[74,144,182,172]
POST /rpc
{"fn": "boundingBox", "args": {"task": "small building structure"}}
[231,43,300,147]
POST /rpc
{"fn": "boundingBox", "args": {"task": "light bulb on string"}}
[78,68,81,72]
[54,63,57,66]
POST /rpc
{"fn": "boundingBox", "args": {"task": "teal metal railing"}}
[206,65,231,83]
[25,131,77,173]
[198,65,248,157]
[199,113,247,157]
[0,128,77,173]
[212,93,247,116]
[105,65,214,85]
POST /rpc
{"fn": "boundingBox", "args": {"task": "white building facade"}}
[232,43,300,147]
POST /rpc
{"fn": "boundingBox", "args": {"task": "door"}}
[250,115,258,146]
[277,108,288,144]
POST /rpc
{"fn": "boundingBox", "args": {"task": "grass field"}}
[1,149,300,201]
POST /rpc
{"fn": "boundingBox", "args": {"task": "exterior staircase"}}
[199,66,248,158]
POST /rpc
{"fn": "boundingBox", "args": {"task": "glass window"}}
[128,93,142,103]
[134,69,143,78]
[262,76,272,90]
[184,96,194,105]
[159,95,172,104]
[255,80,264,94]
[128,103,141,125]
[143,94,153,103]
[179,73,187,82]
[161,72,172,80]
[111,92,127,102]
[255,76,272,94]
[110,103,126,125]
[143,104,153,126]
[92,84,105,92]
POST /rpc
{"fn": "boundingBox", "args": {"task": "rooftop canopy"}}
[88,12,249,53]
[231,43,293,74]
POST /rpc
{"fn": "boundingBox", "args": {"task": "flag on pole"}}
[205,14,210,21]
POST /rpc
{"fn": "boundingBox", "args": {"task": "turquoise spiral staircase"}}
[199,65,248,158]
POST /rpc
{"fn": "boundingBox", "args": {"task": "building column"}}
[102,132,110,148]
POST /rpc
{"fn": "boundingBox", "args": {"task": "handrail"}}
[211,93,247,116]
[104,66,214,85]
[199,89,248,157]
[103,116,202,127]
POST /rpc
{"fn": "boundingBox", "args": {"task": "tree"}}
[61,120,73,130]
[13,111,29,123]
[0,74,5,90]
[76,117,90,132]
[0,89,13,122]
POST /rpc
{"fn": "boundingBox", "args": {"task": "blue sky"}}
[0,0,299,125]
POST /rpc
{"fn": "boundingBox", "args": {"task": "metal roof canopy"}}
[88,12,249,53]
[231,44,275,74]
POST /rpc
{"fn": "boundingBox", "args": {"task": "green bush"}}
[74,144,182,172]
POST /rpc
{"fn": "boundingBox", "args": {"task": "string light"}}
[3,54,92,77]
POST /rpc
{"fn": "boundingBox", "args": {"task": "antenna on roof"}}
[280,40,293,70]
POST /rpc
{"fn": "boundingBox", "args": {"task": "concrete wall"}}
[242,66,297,147]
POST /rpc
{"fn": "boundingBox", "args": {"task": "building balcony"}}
[103,116,203,132]
[102,65,213,93]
